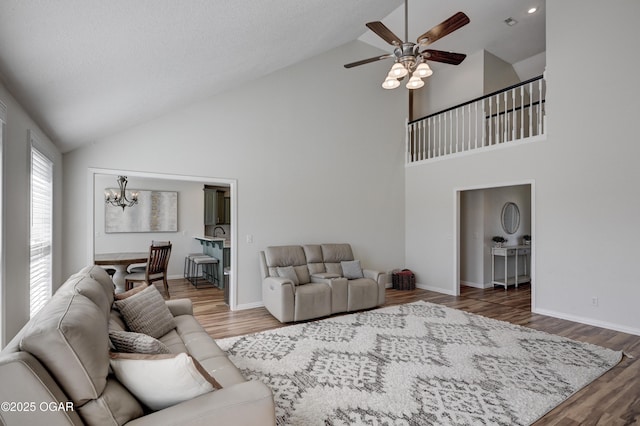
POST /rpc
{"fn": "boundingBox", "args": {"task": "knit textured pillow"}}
[114,285,176,339]
[109,330,172,354]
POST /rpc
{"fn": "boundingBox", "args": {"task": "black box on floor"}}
[392,269,415,290]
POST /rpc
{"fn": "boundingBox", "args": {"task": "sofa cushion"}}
[57,265,115,316]
[19,293,110,405]
[109,352,222,411]
[114,285,176,339]
[76,378,144,426]
[109,330,172,354]
[341,260,364,279]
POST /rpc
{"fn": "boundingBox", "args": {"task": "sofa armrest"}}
[125,380,275,426]
[0,352,83,425]
[262,277,295,323]
[165,298,193,317]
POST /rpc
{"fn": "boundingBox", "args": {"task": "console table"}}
[491,245,531,289]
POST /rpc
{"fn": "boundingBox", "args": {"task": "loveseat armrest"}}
[262,277,295,323]
[165,298,193,317]
[363,269,384,285]
[125,380,275,426]
[363,269,386,305]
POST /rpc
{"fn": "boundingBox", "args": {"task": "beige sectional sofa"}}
[260,243,386,322]
[0,265,275,426]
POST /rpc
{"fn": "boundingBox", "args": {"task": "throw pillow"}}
[341,260,364,279]
[109,352,222,411]
[109,330,172,354]
[276,266,299,285]
[114,285,176,339]
[114,283,149,300]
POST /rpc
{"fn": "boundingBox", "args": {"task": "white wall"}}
[94,174,205,278]
[406,0,640,335]
[63,40,407,309]
[0,82,63,346]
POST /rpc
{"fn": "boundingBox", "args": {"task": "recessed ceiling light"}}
[504,17,518,26]
[528,7,537,14]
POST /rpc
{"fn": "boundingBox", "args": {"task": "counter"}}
[194,236,231,304]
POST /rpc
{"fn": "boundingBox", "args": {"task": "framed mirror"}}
[501,202,520,234]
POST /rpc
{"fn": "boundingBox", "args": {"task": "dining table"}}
[94,251,148,293]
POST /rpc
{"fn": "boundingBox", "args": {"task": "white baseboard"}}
[233,301,265,311]
[415,283,457,296]
[460,280,492,289]
[533,307,640,337]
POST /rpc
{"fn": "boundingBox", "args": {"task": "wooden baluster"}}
[529,82,533,137]
[512,88,516,141]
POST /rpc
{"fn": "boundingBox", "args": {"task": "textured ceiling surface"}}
[0,0,544,152]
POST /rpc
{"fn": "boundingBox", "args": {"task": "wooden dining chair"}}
[125,242,172,298]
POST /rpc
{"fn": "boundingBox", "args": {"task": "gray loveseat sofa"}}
[259,243,386,322]
[0,265,275,425]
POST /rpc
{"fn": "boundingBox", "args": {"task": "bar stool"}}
[191,255,219,288]
[184,253,209,280]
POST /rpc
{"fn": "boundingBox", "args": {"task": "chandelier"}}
[105,176,138,211]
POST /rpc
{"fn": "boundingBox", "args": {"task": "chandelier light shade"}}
[389,62,408,78]
[406,75,425,89]
[414,62,433,78]
[105,176,139,211]
[382,76,401,89]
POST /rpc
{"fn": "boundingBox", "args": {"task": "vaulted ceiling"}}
[0,0,544,153]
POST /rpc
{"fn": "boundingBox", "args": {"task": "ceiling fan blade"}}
[344,53,394,69]
[366,21,403,46]
[417,12,470,45]
[421,49,467,65]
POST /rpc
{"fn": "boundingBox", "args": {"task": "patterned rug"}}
[217,301,622,425]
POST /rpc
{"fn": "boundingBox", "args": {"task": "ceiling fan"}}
[345,0,470,90]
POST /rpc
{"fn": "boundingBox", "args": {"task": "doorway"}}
[455,181,535,311]
[87,168,238,310]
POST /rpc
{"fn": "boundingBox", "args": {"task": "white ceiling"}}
[0,0,544,153]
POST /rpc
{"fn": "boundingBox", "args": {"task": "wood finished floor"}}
[163,279,640,425]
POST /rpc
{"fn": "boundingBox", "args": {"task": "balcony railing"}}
[406,75,546,164]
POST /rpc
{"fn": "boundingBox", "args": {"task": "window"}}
[30,135,53,318]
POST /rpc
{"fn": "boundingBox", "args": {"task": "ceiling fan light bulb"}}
[390,63,408,78]
[382,77,400,89]
[415,63,433,78]
[406,76,425,89]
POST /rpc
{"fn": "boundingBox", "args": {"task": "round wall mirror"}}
[501,202,520,234]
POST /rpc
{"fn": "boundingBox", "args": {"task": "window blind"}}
[30,141,53,318]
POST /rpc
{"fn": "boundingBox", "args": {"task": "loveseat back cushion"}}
[303,244,326,275]
[265,245,307,269]
[322,244,354,277]
[19,293,110,406]
[265,246,312,284]
[321,244,354,263]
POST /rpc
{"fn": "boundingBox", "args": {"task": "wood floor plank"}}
[158,279,640,425]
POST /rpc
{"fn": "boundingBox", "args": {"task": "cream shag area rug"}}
[217,301,621,426]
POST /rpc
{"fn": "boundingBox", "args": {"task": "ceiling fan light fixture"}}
[390,62,408,78]
[406,76,425,90]
[414,63,433,78]
[382,76,401,90]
